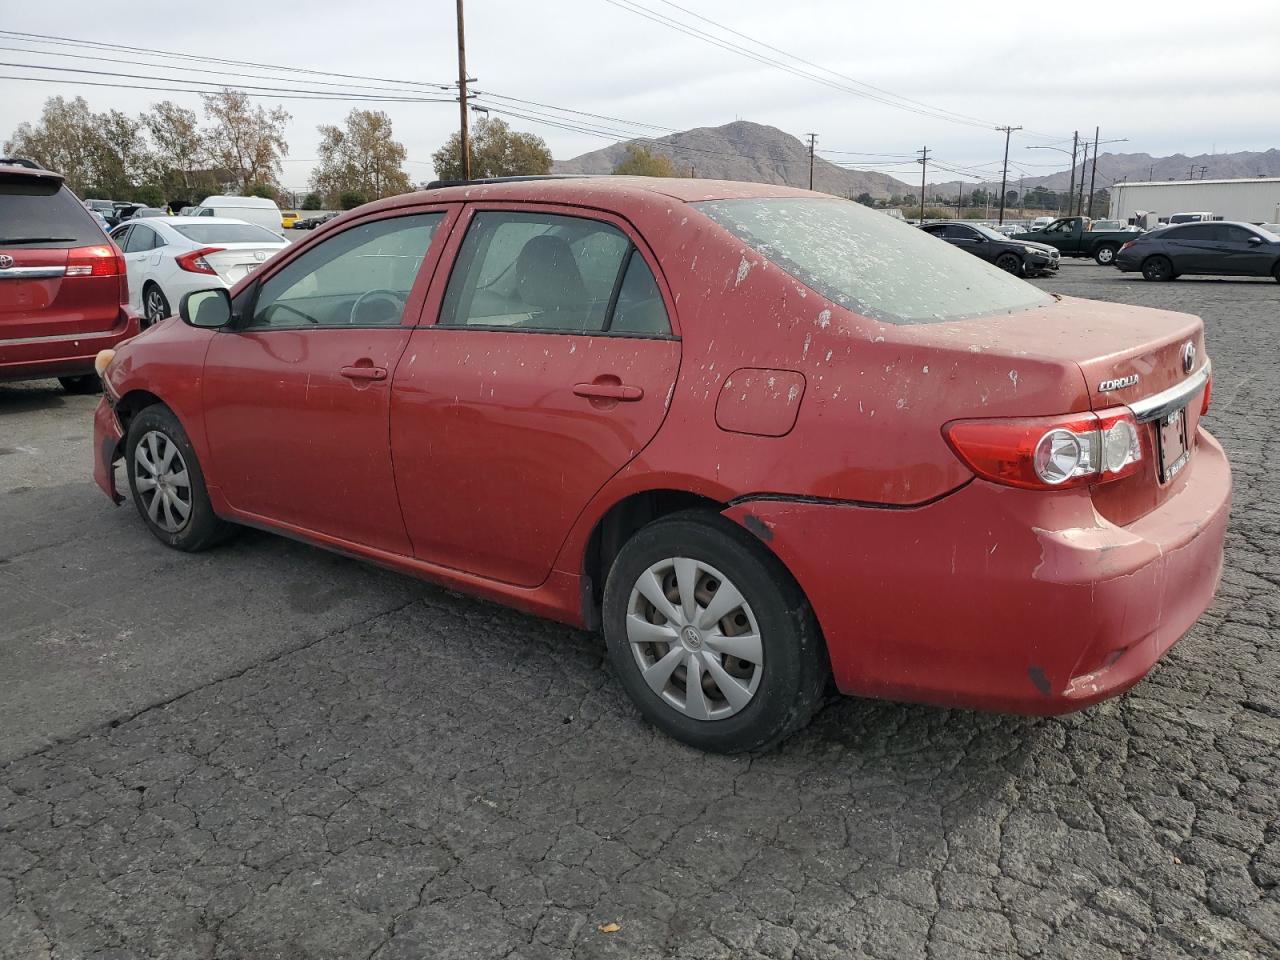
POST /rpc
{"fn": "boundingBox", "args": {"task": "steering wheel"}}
[349,288,405,325]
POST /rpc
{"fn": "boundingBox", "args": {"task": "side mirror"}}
[180,288,233,329]
[1247,235,1263,246]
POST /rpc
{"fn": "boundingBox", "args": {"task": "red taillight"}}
[175,247,224,275]
[65,244,121,277]
[944,407,1144,491]
[66,243,128,305]
[1201,375,1212,416]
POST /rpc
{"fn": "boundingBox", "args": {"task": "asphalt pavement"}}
[1,260,1277,959]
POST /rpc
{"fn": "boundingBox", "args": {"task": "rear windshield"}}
[694,198,1050,324]
[0,175,103,246]
[172,223,283,244]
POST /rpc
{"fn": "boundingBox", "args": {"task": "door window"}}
[124,225,160,252]
[1222,225,1258,244]
[109,225,132,248]
[440,211,667,334]
[1171,224,1215,240]
[248,213,444,328]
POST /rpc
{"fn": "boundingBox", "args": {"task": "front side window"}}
[440,211,669,335]
[696,197,1050,325]
[248,213,443,328]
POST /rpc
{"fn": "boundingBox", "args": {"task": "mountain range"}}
[553,121,1280,200]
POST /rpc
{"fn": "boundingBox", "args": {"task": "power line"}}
[0,72,454,104]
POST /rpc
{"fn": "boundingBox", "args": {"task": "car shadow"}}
[0,380,70,415]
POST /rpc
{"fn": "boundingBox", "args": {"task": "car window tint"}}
[109,225,132,248]
[440,211,632,332]
[0,176,104,247]
[249,213,443,328]
[1223,225,1257,243]
[696,198,1050,325]
[948,225,978,240]
[1173,224,1214,240]
[609,254,671,335]
[124,226,157,252]
[173,223,282,244]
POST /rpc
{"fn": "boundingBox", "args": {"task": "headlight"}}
[94,349,115,376]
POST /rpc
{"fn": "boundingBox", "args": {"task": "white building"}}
[1109,177,1280,224]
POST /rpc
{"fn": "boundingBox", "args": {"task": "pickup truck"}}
[1012,216,1144,265]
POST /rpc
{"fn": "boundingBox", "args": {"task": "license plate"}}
[1157,406,1189,482]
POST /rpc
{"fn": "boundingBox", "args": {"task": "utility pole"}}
[916,147,930,222]
[996,125,1021,224]
[1188,164,1196,180]
[1198,165,1208,179]
[1086,126,1100,218]
[455,0,472,181]
[956,182,964,218]
[806,133,817,190]
[1066,131,1079,216]
[1077,139,1089,217]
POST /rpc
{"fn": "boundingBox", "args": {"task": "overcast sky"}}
[3,0,1278,190]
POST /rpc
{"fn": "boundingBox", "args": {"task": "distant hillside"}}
[553,121,915,199]
[554,121,1280,202]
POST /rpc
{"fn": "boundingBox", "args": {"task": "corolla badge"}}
[1182,341,1197,374]
[1099,374,1140,392]
[0,254,13,269]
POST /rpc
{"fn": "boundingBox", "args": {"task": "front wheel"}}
[124,404,235,551]
[603,512,828,753]
[1142,255,1175,281]
[995,252,1023,275]
[1094,244,1118,266]
[142,284,170,329]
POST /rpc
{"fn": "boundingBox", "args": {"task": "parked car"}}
[281,211,301,229]
[132,207,169,219]
[111,202,146,222]
[189,195,285,236]
[1089,219,1127,232]
[1169,212,1215,225]
[1115,221,1280,281]
[989,223,1023,237]
[919,221,1060,276]
[83,198,119,225]
[107,217,289,327]
[92,177,1229,752]
[1030,216,1055,230]
[1013,216,1144,265]
[295,212,339,230]
[0,162,139,392]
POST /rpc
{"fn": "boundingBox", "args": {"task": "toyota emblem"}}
[0,254,13,269]
[1182,341,1197,374]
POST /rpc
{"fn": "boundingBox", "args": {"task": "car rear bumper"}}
[0,309,140,383]
[723,428,1231,714]
[93,395,126,504]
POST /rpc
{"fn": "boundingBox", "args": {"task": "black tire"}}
[1141,255,1175,282]
[602,511,828,753]
[142,283,170,329]
[58,374,101,394]
[995,252,1023,275]
[124,403,234,551]
[1094,243,1119,266]
[1273,262,1280,283]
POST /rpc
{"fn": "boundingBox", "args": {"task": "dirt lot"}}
[1,260,1277,959]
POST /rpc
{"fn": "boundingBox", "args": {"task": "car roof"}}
[0,162,64,184]
[354,176,814,219]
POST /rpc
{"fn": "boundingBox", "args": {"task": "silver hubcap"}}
[134,430,191,533]
[146,290,165,321]
[1099,248,1114,263]
[627,558,762,721]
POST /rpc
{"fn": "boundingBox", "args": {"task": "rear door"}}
[0,172,123,341]
[1163,224,1217,273]
[390,204,681,587]
[120,223,164,311]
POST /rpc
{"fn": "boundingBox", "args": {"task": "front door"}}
[390,205,681,587]
[202,208,454,553]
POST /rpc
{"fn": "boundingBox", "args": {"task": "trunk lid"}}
[201,242,285,285]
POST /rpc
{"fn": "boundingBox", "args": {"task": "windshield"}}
[172,222,283,244]
[1254,224,1280,241]
[695,198,1050,325]
[968,224,1011,241]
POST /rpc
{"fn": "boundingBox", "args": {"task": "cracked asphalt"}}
[1,259,1278,959]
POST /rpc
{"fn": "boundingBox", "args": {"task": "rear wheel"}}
[603,512,828,753]
[58,375,100,395]
[124,404,234,551]
[1142,255,1175,281]
[995,252,1023,275]
[1094,244,1119,266]
[142,283,170,329]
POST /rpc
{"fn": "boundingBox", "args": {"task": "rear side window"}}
[696,197,1050,325]
[0,175,103,247]
[1170,225,1214,240]
[124,225,161,252]
[173,223,282,244]
[440,211,668,334]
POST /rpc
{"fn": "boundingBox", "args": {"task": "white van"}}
[191,196,284,236]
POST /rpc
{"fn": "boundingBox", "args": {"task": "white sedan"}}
[107,217,289,327]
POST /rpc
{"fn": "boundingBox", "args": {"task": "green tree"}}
[612,144,677,177]
[301,192,322,210]
[90,110,150,198]
[247,183,278,200]
[310,109,412,207]
[142,100,215,202]
[200,90,290,194]
[854,192,874,207]
[4,96,104,195]
[132,183,166,207]
[338,190,368,210]
[431,117,552,181]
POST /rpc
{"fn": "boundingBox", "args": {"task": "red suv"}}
[92,178,1230,752]
[0,162,138,393]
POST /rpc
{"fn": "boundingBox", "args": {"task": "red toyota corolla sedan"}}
[91,177,1230,752]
